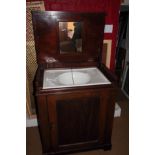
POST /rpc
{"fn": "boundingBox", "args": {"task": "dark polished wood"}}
[32,11,118,155]
[35,87,117,155]
[36,95,51,152]
[32,11,105,67]
[57,96,99,144]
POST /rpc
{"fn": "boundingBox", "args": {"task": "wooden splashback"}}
[32,11,105,68]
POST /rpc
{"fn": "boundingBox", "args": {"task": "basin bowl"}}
[58,72,73,85]
[58,72,90,85]
[72,72,90,84]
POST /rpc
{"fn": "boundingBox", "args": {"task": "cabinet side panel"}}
[56,97,100,145]
[36,95,51,152]
[47,95,58,151]
[98,91,108,143]
[103,89,117,149]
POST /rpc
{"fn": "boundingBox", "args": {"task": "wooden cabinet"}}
[35,84,117,154]
[32,11,118,154]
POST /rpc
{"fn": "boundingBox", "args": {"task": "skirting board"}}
[26,103,121,127]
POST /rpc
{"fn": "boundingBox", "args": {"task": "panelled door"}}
[47,89,109,151]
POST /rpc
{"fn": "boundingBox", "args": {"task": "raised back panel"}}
[56,97,100,145]
[32,11,105,68]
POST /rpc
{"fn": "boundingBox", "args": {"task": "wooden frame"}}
[103,40,112,69]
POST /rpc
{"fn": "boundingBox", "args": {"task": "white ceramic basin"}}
[58,72,73,85]
[43,67,111,89]
[72,72,90,84]
[58,72,90,85]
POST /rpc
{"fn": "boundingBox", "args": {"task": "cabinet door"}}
[47,90,109,151]
[56,96,100,145]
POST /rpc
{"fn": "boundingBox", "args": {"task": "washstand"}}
[32,11,118,155]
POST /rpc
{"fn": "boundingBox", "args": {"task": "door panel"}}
[47,89,110,152]
[56,97,100,145]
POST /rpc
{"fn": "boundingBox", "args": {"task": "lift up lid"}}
[32,11,105,68]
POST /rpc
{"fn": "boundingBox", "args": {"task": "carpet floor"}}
[26,90,129,155]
